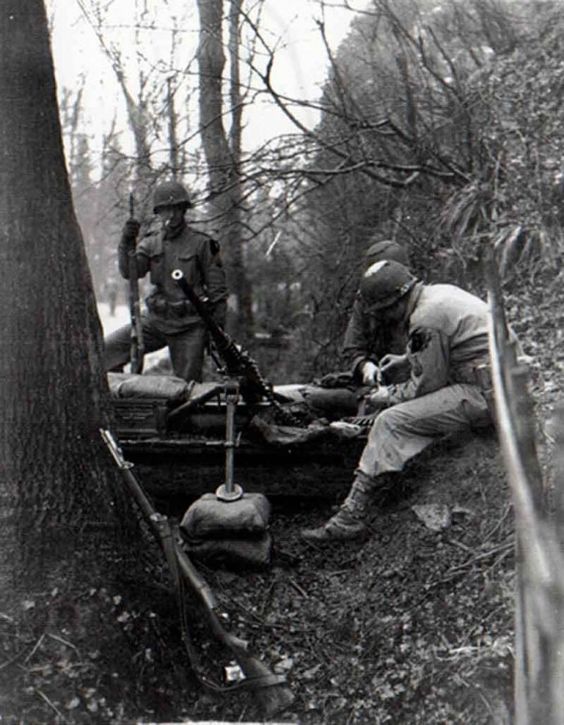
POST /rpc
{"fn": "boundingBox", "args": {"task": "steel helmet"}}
[364,238,410,268]
[359,260,417,310]
[153,181,192,213]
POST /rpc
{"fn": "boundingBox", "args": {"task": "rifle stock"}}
[171,269,302,426]
[128,193,145,374]
[99,429,294,716]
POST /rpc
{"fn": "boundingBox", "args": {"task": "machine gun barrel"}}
[171,269,302,426]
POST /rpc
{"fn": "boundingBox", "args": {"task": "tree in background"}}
[254,0,563,377]
[195,0,255,340]
[67,0,262,339]
[52,0,564,381]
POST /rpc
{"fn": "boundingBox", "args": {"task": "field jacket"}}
[342,295,408,380]
[118,222,228,334]
[386,283,490,405]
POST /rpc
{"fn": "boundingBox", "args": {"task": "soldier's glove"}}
[121,219,141,246]
[361,361,379,386]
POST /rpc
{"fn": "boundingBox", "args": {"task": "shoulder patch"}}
[409,327,433,354]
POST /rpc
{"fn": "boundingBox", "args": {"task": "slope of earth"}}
[0,290,561,724]
[197,428,515,724]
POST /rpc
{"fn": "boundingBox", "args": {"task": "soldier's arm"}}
[117,227,150,279]
[385,326,450,404]
[342,297,379,381]
[200,236,228,326]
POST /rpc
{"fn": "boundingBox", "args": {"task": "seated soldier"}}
[302,260,493,544]
[342,238,411,386]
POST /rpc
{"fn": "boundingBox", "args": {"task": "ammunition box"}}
[112,398,169,438]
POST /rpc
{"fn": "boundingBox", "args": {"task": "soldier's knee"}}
[371,405,411,437]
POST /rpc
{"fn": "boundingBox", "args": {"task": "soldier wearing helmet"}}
[104,180,228,382]
[302,260,493,544]
[342,238,412,385]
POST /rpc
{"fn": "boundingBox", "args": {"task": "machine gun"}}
[171,269,302,426]
[128,193,145,374]
[100,428,293,716]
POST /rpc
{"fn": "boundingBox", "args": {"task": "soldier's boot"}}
[301,476,373,544]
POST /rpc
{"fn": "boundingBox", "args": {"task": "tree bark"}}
[196,0,254,341]
[0,1,136,607]
[167,77,180,179]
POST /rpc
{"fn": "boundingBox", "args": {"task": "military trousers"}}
[103,314,207,382]
[357,383,491,481]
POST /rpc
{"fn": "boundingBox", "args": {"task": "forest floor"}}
[0,296,561,724]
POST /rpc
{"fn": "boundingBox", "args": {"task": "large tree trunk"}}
[196,0,254,341]
[0,0,136,606]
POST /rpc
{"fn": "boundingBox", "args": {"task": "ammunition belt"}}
[147,295,193,318]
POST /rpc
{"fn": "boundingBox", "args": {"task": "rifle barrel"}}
[99,428,293,714]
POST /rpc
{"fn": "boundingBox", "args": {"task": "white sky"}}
[47,0,362,156]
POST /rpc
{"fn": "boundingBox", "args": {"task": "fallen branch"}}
[439,540,514,583]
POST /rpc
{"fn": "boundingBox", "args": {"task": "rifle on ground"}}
[171,269,302,426]
[100,428,294,717]
[128,193,145,374]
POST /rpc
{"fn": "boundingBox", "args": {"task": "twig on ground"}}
[234,613,317,634]
[326,569,357,576]
[486,547,513,574]
[411,539,515,610]
[475,686,497,719]
[482,502,513,544]
[445,537,476,554]
[35,688,68,722]
[438,540,514,584]
[259,579,277,616]
[23,633,45,664]
[289,578,309,598]
[0,649,27,671]
[47,633,79,651]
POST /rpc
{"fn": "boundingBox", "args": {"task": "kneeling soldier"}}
[104,181,228,382]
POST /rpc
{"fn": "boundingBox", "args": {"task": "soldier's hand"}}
[122,219,141,245]
[366,386,391,412]
[379,353,409,382]
[361,361,379,386]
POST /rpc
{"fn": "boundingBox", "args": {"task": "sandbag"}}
[180,492,271,539]
[183,533,272,570]
[301,386,360,418]
[107,373,191,403]
[273,382,360,418]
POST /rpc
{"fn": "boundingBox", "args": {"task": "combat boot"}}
[300,475,373,544]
